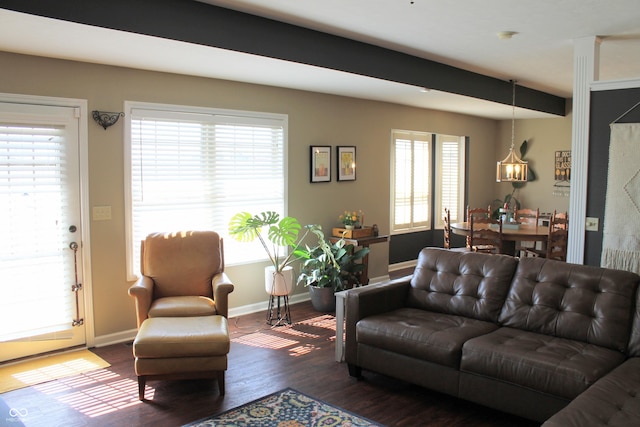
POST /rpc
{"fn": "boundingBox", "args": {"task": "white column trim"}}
[567,36,600,264]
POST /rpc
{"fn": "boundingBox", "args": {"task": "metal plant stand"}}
[267,294,291,326]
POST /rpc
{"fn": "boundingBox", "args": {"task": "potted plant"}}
[297,238,370,312]
[228,211,326,296]
[338,210,363,230]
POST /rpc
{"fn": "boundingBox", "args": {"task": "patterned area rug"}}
[183,388,384,427]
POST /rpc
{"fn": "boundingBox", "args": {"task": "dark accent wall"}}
[0,0,565,115]
[586,87,640,266]
[389,231,433,264]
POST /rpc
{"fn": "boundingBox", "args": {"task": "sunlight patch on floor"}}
[31,367,150,418]
[297,314,337,331]
[288,344,320,357]
[277,327,320,339]
[233,332,299,349]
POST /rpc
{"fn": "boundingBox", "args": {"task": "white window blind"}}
[0,113,76,341]
[435,135,466,228]
[391,130,466,234]
[126,104,286,279]
[391,131,431,232]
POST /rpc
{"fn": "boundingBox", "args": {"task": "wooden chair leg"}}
[138,376,146,401]
[217,371,225,395]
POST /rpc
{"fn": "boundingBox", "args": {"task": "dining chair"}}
[514,208,540,257]
[524,211,569,260]
[469,215,502,254]
[552,211,569,230]
[545,226,569,261]
[443,208,469,252]
[467,205,491,221]
[466,205,492,248]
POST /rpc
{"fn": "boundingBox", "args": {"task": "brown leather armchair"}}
[128,231,234,328]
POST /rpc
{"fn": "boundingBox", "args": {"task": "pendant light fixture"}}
[496,80,528,182]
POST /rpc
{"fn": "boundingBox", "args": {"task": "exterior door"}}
[0,101,86,362]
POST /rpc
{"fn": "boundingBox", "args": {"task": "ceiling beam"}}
[0,0,566,116]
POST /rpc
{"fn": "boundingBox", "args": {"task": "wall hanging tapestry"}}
[601,122,640,274]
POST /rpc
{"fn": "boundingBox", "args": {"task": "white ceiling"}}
[1,1,639,120]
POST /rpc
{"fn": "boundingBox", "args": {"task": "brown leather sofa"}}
[345,248,640,424]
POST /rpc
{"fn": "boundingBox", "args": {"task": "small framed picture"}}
[310,145,331,182]
[337,146,356,181]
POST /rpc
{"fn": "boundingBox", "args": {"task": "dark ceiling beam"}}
[0,0,566,116]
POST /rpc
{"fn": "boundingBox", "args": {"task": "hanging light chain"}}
[511,79,516,150]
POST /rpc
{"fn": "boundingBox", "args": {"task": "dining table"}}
[450,221,549,256]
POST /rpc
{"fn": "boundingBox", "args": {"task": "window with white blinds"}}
[125,103,287,279]
[391,130,465,233]
[391,131,431,231]
[435,134,466,228]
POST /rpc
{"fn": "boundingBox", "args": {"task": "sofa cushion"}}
[408,248,518,322]
[499,257,640,352]
[461,327,626,399]
[356,307,499,368]
[542,357,640,427]
[628,287,640,357]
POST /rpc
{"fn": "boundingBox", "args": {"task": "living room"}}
[1,1,640,426]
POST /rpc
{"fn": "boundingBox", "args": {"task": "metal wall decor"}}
[92,110,124,130]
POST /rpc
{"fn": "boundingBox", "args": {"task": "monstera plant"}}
[228,211,329,296]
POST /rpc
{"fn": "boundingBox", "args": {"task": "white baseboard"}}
[94,328,138,348]
[369,274,391,284]
[228,292,310,318]
[389,260,417,271]
[93,293,313,348]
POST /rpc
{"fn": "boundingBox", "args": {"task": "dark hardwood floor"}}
[1,299,538,427]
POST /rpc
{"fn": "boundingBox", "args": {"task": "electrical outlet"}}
[585,217,599,232]
[93,205,112,221]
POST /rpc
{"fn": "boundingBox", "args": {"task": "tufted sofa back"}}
[408,248,519,322]
[499,257,640,352]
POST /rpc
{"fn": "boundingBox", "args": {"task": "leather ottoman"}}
[133,315,230,400]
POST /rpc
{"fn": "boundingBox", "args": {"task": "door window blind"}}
[0,111,76,341]
[127,105,286,278]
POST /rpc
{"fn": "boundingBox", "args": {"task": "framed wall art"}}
[310,145,331,182]
[337,146,356,181]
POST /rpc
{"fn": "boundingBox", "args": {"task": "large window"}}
[125,102,287,279]
[391,130,465,233]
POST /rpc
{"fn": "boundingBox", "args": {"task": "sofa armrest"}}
[128,276,154,328]
[345,276,411,364]
[212,272,234,318]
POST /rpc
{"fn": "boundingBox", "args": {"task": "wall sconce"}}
[92,110,124,130]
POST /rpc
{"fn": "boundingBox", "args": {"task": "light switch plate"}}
[93,205,112,221]
[585,217,599,231]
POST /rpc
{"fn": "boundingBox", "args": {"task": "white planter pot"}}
[265,266,294,296]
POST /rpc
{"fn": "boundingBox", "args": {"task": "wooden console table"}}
[328,234,389,286]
